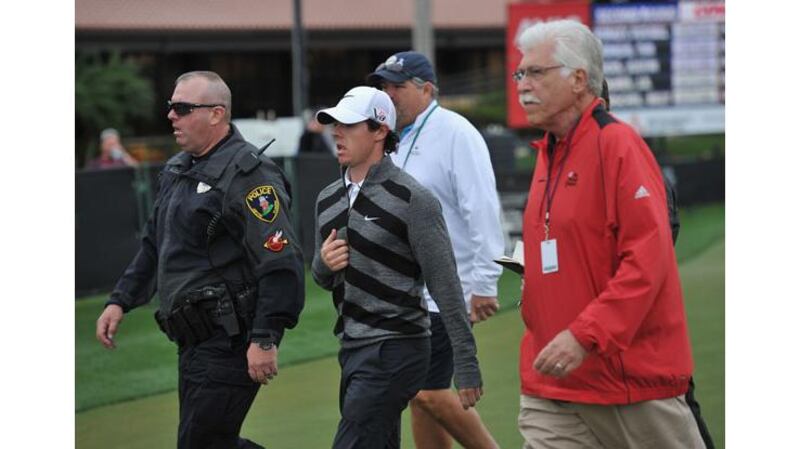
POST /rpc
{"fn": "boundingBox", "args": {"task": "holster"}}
[155,284,254,347]
[233,284,257,328]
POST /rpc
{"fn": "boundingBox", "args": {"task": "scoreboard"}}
[592,1,725,136]
[506,1,725,137]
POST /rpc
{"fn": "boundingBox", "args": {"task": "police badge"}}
[245,185,280,222]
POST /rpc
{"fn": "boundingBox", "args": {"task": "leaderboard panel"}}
[592,0,725,136]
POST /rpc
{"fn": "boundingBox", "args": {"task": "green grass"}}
[681,239,725,448]
[663,133,725,159]
[75,273,341,411]
[675,202,725,262]
[514,134,725,172]
[77,202,724,448]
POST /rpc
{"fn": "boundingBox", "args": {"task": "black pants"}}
[333,338,431,449]
[177,330,263,449]
[687,377,716,449]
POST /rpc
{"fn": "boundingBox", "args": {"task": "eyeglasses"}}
[167,101,225,117]
[511,65,565,82]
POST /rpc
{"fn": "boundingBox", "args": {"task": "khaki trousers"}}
[518,394,706,449]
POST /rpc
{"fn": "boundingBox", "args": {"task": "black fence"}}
[494,156,725,202]
[76,167,154,296]
[76,153,723,297]
[75,155,341,297]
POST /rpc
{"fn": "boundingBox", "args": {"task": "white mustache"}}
[518,93,541,107]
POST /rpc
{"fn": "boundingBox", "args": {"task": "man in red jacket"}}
[513,20,706,448]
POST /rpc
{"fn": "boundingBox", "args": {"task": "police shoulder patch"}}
[245,185,280,222]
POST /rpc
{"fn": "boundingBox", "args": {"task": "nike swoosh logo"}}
[364,216,380,221]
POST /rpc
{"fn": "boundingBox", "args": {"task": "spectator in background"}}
[513,20,706,448]
[86,128,139,169]
[367,51,502,449]
[297,108,335,157]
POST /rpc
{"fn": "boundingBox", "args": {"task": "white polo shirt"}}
[343,168,363,208]
[391,100,504,312]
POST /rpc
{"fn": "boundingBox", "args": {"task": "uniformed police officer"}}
[95,71,305,449]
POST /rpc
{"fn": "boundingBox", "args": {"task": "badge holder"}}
[541,212,559,274]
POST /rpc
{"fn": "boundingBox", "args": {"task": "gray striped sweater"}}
[312,156,481,389]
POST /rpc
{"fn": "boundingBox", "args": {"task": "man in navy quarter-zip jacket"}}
[311,86,483,449]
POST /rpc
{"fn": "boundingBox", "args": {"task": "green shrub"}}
[75,52,154,166]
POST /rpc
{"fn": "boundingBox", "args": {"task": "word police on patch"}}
[245,185,280,222]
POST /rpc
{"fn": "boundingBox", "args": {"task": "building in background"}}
[75,0,725,294]
[76,0,523,137]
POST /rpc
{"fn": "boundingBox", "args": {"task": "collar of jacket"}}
[338,155,397,190]
[165,124,245,183]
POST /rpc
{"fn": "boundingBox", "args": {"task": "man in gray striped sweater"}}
[312,86,484,449]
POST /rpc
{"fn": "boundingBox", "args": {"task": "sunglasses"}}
[167,101,225,117]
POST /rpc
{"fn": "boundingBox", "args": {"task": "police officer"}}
[95,71,305,449]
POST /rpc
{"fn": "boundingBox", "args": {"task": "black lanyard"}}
[541,125,578,240]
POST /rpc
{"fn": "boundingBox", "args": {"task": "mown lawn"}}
[76,202,724,448]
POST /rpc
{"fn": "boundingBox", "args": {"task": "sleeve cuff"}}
[470,286,499,297]
[249,326,285,347]
[568,321,596,354]
[311,258,335,291]
[453,368,483,390]
[104,295,131,313]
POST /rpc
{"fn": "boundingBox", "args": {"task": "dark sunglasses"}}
[167,101,225,117]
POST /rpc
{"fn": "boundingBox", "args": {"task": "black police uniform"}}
[106,125,305,449]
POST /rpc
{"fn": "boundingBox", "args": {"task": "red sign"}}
[506,1,591,128]
[680,0,725,22]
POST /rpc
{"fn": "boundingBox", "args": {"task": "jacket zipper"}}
[618,353,631,403]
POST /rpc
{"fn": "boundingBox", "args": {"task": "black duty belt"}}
[155,284,254,347]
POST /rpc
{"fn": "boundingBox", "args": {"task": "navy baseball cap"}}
[367,51,437,86]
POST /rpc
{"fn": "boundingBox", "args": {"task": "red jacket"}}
[520,98,693,404]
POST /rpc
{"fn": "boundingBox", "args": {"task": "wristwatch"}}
[253,339,275,351]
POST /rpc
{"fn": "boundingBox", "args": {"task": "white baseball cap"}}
[316,86,396,131]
